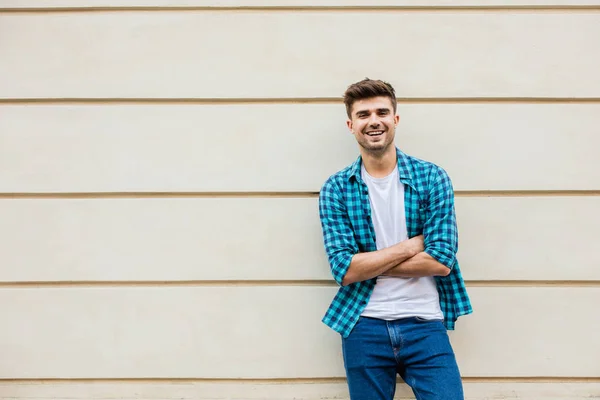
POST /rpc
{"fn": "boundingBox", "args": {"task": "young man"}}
[319,78,472,400]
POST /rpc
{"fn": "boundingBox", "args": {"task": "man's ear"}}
[394,114,400,126]
[346,119,353,133]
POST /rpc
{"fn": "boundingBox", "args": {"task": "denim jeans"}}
[342,316,464,400]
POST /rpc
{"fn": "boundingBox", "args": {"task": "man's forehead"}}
[352,97,394,113]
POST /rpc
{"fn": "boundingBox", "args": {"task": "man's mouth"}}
[365,130,384,137]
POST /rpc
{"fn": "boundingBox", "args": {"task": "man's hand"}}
[400,235,424,258]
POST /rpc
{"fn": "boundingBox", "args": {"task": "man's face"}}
[347,96,399,155]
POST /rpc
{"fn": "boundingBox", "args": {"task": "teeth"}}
[366,131,383,136]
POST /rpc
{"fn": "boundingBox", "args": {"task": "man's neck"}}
[361,147,397,178]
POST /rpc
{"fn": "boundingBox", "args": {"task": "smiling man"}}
[319,78,472,400]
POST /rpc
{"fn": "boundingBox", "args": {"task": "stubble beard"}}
[358,130,394,157]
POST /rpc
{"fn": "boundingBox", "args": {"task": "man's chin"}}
[360,142,392,154]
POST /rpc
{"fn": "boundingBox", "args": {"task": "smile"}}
[365,130,384,137]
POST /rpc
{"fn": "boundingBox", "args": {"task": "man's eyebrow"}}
[354,107,391,116]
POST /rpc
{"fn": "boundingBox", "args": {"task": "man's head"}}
[343,78,399,155]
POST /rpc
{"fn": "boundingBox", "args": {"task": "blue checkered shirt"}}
[319,148,472,338]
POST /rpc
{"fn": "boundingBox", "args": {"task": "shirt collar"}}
[348,147,413,184]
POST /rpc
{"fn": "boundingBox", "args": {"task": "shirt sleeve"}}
[423,167,458,270]
[319,179,359,286]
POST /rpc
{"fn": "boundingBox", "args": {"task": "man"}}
[319,78,472,400]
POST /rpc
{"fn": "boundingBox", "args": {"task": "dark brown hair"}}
[343,78,397,118]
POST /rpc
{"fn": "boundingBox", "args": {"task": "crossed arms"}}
[342,235,450,286]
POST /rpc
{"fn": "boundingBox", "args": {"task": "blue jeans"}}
[342,317,464,400]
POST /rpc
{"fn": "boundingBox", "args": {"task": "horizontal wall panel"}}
[455,196,600,281]
[0,287,598,378]
[1,381,600,400]
[1,12,599,99]
[1,104,599,192]
[3,1,600,8]
[0,198,328,282]
[1,197,599,282]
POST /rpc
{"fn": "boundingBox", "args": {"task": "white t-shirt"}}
[360,164,443,321]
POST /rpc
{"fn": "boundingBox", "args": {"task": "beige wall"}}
[1,1,599,399]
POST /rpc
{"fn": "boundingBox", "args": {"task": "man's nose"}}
[368,114,381,127]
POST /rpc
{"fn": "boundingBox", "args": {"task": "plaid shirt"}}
[319,148,472,338]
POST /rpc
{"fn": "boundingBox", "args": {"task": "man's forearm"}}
[382,252,451,278]
[341,236,423,286]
